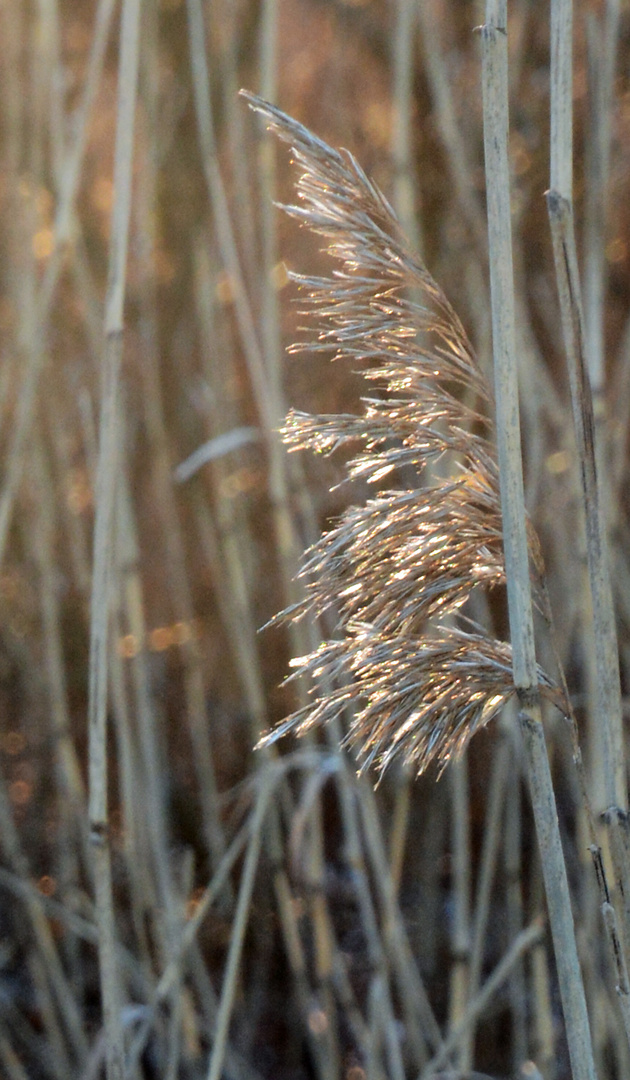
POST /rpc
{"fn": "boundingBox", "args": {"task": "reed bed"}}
[0,2,629,1079]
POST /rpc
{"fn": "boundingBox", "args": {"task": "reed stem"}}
[481,5,597,1078]
[88,0,142,1076]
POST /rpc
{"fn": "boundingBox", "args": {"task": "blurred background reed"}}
[1,1,630,1078]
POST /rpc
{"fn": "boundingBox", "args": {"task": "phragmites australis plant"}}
[241,91,565,777]
[243,73,605,1080]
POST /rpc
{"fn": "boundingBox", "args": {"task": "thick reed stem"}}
[481,5,597,1078]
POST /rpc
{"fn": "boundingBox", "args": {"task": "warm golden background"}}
[1,1,630,1078]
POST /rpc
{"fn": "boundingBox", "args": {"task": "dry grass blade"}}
[242,92,563,776]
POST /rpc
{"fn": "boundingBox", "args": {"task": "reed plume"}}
[242,92,563,776]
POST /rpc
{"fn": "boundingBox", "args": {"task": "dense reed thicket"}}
[1,2,630,1079]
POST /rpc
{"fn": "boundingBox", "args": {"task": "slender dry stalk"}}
[204,769,275,1080]
[447,756,471,1071]
[0,772,89,1076]
[465,733,510,1055]
[584,0,621,396]
[421,918,545,1078]
[547,0,630,1051]
[356,779,444,1059]
[135,51,228,874]
[126,816,253,1071]
[189,244,269,739]
[503,727,528,1072]
[116,471,189,1077]
[30,434,90,860]
[333,770,425,1075]
[392,0,421,255]
[547,0,625,815]
[258,0,281,372]
[88,1,142,1077]
[40,0,117,315]
[187,0,321,680]
[0,0,115,580]
[416,1,486,254]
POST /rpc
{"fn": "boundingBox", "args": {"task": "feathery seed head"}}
[243,91,563,776]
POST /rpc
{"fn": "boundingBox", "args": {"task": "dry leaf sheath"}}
[243,92,562,775]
